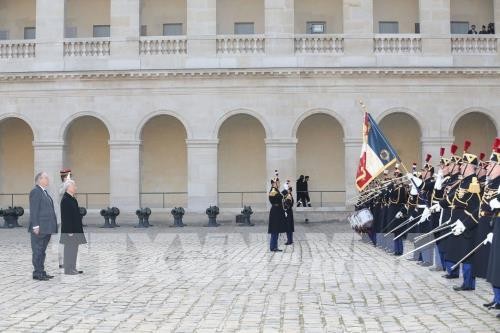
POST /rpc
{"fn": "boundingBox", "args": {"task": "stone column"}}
[109,140,141,211]
[419,0,452,63]
[265,138,297,192]
[110,0,140,69]
[33,141,65,219]
[186,0,217,66]
[264,0,295,58]
[35,0,65,71]
[342,0,374,64]
[344,137,362,208]
[186,139,219,212]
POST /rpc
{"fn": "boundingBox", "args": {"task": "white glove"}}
[406,173,423,187]
[490,198,500,209]
[430,203,441,213]
[483,232,493,245]
[395,211,403,219]
[410,184,418,196]
[434,173,443,190]
[452,220,466,236]
[418,207,431,224]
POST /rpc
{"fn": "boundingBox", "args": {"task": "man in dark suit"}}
[29,172,58,281]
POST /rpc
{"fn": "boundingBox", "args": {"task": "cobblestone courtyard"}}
[0,220,499,332]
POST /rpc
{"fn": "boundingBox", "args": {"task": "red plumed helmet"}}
[450,144,458,155]
[425,154,432,163]
[479,153,485,161]
[463,140,471,153]
[440,148,445,157]
[494,138,500,150]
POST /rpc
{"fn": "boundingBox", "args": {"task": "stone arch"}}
[0,113,38,141]
[135,110,192,141]
[452,109,498,155]
[449,107,499,138]
[213,108,271,139]
[291,108,347,139]
[59,111,114,142]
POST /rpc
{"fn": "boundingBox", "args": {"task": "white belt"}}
[417,205,427,209]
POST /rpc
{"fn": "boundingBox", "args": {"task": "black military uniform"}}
[268,180,286,252]
[472,175,499,279]
[446,147,481,291]
[283,188,294,245]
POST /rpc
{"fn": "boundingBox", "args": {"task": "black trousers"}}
[31,233,51,278]
[63,241,79,273]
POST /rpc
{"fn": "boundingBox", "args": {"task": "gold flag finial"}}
[358,99,367,112]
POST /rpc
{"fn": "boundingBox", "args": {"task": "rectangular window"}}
[451,21,469,34]
[93,25,110,37]
[379,21,399,34]
[0,30,9,40]
[307,22,326,34]
[65,26,77,38]
[234,22,254,35]
[140,25,148,36]
[163,23,182,36]
[414,23,420,34]
[24,27,36,39]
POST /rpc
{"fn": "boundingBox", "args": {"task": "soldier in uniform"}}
[414,155,435,266]
[296,175,305,207]
[485,184,500,314]
[387,165,407,255]
[428,148,449,271]
[472,140,499,282]
[283,186,294,245]
[268,174,286,252]
[431,144,463,279]
[444,141,481,291]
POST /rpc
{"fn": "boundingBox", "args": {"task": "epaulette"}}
[269,188,278,197]
[468,177,480,194]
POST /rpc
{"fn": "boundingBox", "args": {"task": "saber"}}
[393,218,423,241]
[413,221,453,242]
[384,213,422,236]
[381,215,401,234]
[450,239,487,271]
[397,231,454,259]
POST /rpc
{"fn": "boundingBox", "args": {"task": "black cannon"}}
[239,205,254,226]
[171,207,185,227]
[135,207,152,228]
[0,206,24,228]
[79,207,87,227]
[205,205,220,227]
[100,207,120,228]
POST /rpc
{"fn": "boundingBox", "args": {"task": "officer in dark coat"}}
[485,192,500,314]
[268,177,286,252]
[431,144,462,278]
[283,187,294,245]
[60,179,86,275]
[387,166,407,255]
[445,142,481,291]
[296,175,305,207]
[483,141,500,312]
[472,146,499,280]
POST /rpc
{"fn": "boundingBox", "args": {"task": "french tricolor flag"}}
[356,112,400,191]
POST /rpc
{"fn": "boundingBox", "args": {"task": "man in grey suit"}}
[29,172,58,281]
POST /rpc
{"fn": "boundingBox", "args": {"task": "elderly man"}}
[29,172,58,281]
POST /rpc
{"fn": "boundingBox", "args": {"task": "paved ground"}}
[0,219,499,333]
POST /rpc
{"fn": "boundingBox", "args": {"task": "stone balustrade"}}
[63,38,111,57]
[294,34,344,54]
[451,35,498,54]
[216,35,265,54]
[0,40,36,59]
[373,34,422,54]
[139,36,187,55]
